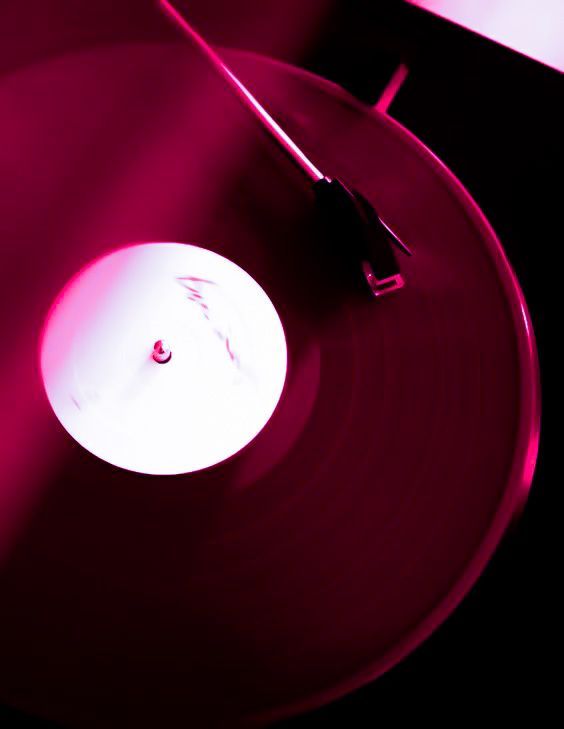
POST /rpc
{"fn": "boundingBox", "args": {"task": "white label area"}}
[40,243,287,475]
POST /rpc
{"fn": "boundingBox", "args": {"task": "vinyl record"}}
[0,42,539,727]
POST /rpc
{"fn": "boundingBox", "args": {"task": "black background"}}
[0,0,559,725]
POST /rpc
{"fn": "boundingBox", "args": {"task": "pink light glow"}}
[407,0,564,72]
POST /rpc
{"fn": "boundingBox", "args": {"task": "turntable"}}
[0,1,548,726]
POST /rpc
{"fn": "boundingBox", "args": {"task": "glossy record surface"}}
[0,43,539,726]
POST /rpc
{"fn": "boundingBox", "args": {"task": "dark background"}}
[0,0,558,724]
